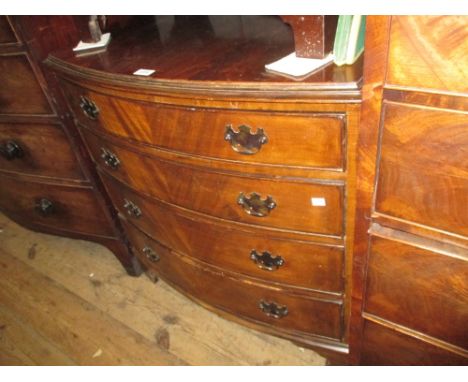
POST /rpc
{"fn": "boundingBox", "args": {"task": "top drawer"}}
[62,81,345,171]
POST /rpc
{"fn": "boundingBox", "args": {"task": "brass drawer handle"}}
[250,250,284,271]
[0,140,24,160]
[123,198,142,218]
[224,124,268,155]
[79,95,99,120]
[237,192,276,217]
[100,147,120,169]
[35,198,55,217]
[259,300,288,319]
[142,246,160,263]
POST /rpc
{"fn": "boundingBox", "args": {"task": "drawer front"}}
[361,320,468,366]
[0,122,85,180]
[0,175,113,236]
[125,224,343,340]
[375,103,468,237]
[365,235,468,349]
[86,133,344,236]
[0,54,52,115]
[64,81,345,170]
[121,207,344,293]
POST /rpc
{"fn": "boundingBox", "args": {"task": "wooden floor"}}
[0,212,325,365]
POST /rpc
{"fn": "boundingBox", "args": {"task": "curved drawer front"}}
[64,81,345,170]
[0,175,113,236]
[125,223,343,340]
[86,133,344,236]
[0,122,85,180]
[121,206,344,293]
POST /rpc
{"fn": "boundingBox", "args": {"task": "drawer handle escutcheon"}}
[224,124,268,155]
[100,147,120,169]
[142,246,160,263]
[35,198,55,217]
[259,300,288,319]
[250,250,284,271]
[0,140,24,160]
[123,199,142,218]
[79,95,100,120]
[237,192,276,217]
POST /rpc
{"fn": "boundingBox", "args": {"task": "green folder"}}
[334,15,366,66]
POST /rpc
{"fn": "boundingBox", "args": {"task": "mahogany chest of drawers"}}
[46,16,363,362]
[0,16,141,275]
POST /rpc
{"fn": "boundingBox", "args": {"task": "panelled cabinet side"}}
[348,15,392,365]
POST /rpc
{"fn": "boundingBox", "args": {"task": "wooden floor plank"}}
[0,212,325,365]
[0,250,185,366]
[0,305,76,365]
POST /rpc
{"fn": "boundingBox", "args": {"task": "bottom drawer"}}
[123,219,344,341]
[361,319,468,365]
[0,175,113,237]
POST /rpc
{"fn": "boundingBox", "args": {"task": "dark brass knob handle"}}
[123,198,142,218]
[237,192,276,217]
[0,140,24,160]
[142,246,160,263]
[100,147,120,169]
[259,300,288,319]
[224,124,268,155]
[35,198,55,216]
[79,95,99,120]
[250,250,284,271]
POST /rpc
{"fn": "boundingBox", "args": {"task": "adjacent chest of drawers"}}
[47,16,362,361]
[351,16,468,365]
[0,16,141,275]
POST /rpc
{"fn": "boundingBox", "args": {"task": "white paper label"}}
[133,68,156,76]
[311,197,326,207]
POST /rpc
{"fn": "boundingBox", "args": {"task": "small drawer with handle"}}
[0,175,114,236]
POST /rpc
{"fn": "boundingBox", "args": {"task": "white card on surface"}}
[73,33,112,52]
[265,52,334,80]
[133,69,156,76]
[311,197,327,207]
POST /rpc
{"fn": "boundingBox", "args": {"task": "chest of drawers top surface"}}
[46,16,362,99]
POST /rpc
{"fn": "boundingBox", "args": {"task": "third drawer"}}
[120,203,344,293]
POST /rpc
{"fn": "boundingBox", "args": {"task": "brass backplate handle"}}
[259,300,288,319]
[142,246,160,263]
[224,124,268,155]
[237,192,276,217]
[123,198,142,218]
[250,250,285,271]
[0,140,24,160]
[79,95,99,120]
[100,147,120,169]
[35,198,55,217]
